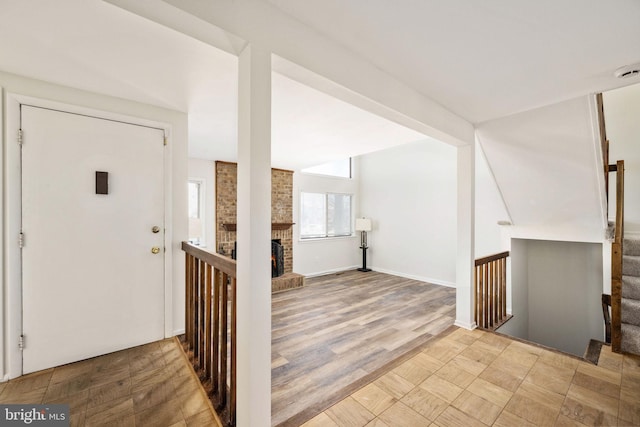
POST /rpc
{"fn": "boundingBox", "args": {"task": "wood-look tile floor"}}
[0,338,219,426]
[302,327,640,427]
[272,270,456,426]
[5,269,639,427]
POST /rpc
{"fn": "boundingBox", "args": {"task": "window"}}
[300,192,353,239]
[301,158,351,178]
[188,179,205,245]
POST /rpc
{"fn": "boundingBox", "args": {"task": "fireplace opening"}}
[272,239,284,278]
[232,239,285,278]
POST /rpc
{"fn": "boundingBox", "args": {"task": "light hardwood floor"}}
[0,338,219,426]
[271,270,456,426]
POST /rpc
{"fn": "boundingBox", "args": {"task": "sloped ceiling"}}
[603,83,640,234]
[266,0,640,124]
[477,95,606,240]
[0,0,429,170]
[2,0,640,170]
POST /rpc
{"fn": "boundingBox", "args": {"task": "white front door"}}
[21,105,165,374]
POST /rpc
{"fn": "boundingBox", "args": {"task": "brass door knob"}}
[151,247,160,254]
[152,226,161,233]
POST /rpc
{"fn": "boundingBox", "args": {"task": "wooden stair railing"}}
[183,242,237,426]
[596,93,610,202]
[597,94,624,352]
[611,160,624,352]
[475,251,511,330]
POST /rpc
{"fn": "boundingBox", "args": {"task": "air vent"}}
[614,63,640,79]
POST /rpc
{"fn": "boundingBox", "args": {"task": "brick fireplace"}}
[215,161,304,292]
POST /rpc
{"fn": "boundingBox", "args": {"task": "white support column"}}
[455,143,476,329]
[236,44,272,426]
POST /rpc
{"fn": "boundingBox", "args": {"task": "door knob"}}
[151,247,160,254]
[152,226,161,234]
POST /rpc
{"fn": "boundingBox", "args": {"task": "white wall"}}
[499,239,603,357]
[475,141,511,258]
[293,167,360,276]
[358,140,457,286]
[0,71,188,379]
[477,95,607,243]
[604,82,640,235]
[188,158,215,249]
[498,239,528,337]
[293,137,509,286]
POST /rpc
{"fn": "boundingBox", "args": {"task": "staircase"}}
[621,237,640,353]
[598,95,640,355]
[607,160,640,355]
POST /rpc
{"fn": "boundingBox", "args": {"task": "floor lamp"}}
[356,218,372,272]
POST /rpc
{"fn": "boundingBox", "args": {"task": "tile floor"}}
[0,338,219,426]
[301,328,640,427]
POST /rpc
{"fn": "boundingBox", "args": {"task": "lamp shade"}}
[355,218,372,232]
[189,217,203,240]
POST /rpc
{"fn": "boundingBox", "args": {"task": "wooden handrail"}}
[611,160,624,352]
[597,93,610,202]
[475,251,510,266]
[596,93,607,156]
[598,95,624,352]
[182,242,237,426]
[614,160,624,244]
[182,242,236,276]
[474,251,511,330]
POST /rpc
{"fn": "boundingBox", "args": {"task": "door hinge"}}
[18,129,23,145]
[163,136,168,146]
[19,232,25,248]
[18,335,25,350]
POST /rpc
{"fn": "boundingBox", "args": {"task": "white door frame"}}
[5,93,174,379]
[0,86,5,381]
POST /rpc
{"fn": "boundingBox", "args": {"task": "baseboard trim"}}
[302,266,456,288]
[454,320,477,330]
[303,265,359,278]
[372,267,456,288]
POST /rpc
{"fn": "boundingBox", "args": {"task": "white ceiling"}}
[267,0,640,123]
[1,0,639,169]
[0,0,427,170]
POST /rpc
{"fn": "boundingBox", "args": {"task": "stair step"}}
[622,298,640,327]
[621,323,640,355]
[623,255,640,277]
[618,239,640,356]
[623,275,640,300]
[624,238,640,256]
